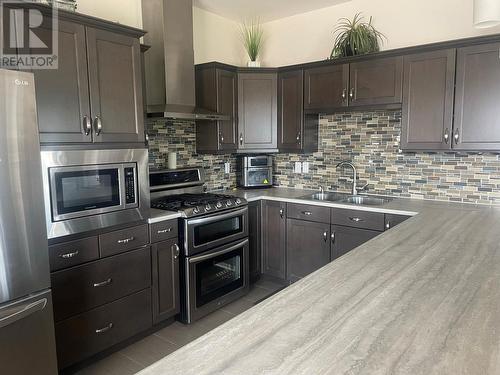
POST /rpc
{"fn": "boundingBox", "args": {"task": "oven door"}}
[184,207,248,256]
[185,238,249,323]
[49,163,135,222]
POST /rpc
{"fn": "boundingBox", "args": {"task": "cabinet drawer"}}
[49,236,99,271]
[51,247,151,322]
[331,208,384,231]
[55,289,152,369]
[99,224,149,257]
[150,219,178,243]
[287,203,330,223]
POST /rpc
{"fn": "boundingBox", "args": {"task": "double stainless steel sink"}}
[301,192,392,206]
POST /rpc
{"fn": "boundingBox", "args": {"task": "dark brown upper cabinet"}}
[304,64,349,111]
[401,49,456,150]
[454,43,500,150]
[348,56,403,107]
[24,11,145,145]
[86,28,145,143]
[278,70,304,152]
[195,65,238,153]
[238,72,278,151]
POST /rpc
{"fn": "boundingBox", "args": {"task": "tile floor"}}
[75,277,286,375]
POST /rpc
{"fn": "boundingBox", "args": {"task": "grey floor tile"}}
[242,285,276,304]
[119,334,180,367]
[220,297,255,315]
[155,321,212,347]
[254,278,288,292]
[75,352,144,375]
[196,309,234,330]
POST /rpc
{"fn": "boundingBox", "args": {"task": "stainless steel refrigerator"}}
[0,69,58,374]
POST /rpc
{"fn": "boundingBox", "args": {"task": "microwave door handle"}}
[188,239,249,263]
[187,207,248,226]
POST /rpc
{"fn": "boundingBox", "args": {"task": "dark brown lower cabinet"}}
[262,200,286,280]
[385,214,411,230]
[248,201,262,282]
[330,225,380,261]
[286,219,330,283]
[151,238,180,324]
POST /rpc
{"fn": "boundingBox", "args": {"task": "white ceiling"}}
[194,0,352,23]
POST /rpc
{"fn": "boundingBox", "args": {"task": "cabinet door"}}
[33,20,92,143]
[286,219,330,283]
[238,73,278,150]
[304,64,349,110]
[401,49,455,150]
[151,239,180,324]
[217,69,238,151]
[330,225,379,261]
[262,201,286,280]
[349,56,403,106]
[86,27,145,143]
[384,214,411,231]
[248,201,262,283]
[454,43,500,150]
[278,70,304,151]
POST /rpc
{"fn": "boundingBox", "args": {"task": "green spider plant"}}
[240,19,264,62]
[330,13,385,59]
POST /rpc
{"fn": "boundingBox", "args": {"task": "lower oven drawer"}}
[51,247,151,321]
[55,289,152,369]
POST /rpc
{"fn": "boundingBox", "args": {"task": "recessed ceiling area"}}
[194,0,352,23]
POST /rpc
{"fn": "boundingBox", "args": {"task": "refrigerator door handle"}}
[0,298,47,329]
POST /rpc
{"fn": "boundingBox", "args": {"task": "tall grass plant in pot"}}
[240,19,264,67]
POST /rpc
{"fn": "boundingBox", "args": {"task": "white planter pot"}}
[247,61,261,68]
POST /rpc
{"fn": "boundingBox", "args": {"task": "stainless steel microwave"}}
[41,149,150,239]
[237,155,273,188]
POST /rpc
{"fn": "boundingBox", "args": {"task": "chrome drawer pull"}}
[172,243,180,260]
[95,323,113,334]
[157,228,172,234]
[93,278,112,288]
[117,236,135,244]
[59,250,79,259]
[301,211,312,216]
[349,217,363,222]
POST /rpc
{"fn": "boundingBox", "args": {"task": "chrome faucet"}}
[336,161,358,195]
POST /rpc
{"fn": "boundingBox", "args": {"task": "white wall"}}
[260,0,500,66]
[76,0,143,28]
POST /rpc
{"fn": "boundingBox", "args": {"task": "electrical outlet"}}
[294,161,302,173]
[303,161,309,173]
[224,162,230,174]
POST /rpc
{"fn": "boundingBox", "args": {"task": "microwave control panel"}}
[124,167,136,204]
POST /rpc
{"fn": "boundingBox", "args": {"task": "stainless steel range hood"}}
[141,0,229,121]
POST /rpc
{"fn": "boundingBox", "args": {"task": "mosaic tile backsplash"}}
[147,119,237,191]
[275,111,500,204]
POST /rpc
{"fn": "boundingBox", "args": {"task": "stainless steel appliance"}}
[238,155,273,188]
[150,168,249,323]
[41,148,150,239]
[0,69,58,374]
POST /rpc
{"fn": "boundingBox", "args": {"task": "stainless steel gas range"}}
[150,168,249,323]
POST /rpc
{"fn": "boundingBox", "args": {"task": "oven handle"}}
[186,207,248,226]
[188,239,249,263]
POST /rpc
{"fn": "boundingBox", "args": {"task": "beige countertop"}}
[140,188,500,375]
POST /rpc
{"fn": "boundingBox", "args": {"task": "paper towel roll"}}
[168,152,177,169]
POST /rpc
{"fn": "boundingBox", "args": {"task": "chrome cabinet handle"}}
[386,221,391,230]
[301,211,312,216]
[341,88,347,100]
[93,278,112,288]
[454,130,459,144]
[323,231,328,242]
[239,133,243,145]
[117,236,135,244]
[444,128,449,144]
[296,132,301,141]
[94,115,102,136]
[349,88,355,99]
[95,323,113,334]
[331,232,335,243]
[59,250,79,259]
[279,208,284,218]
[157,228,172,234]
[83,116,92,135]
[172,243,180,259]
[349,217,363,222]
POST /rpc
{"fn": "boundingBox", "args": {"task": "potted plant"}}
[330,13,385,59]
[240,19,264,67]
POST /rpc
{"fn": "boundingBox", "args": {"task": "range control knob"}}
[226,200,233,207]
[216,202,223,209]
[205,204,212,211]
[193,207,200,214]
[235,198,242,205]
